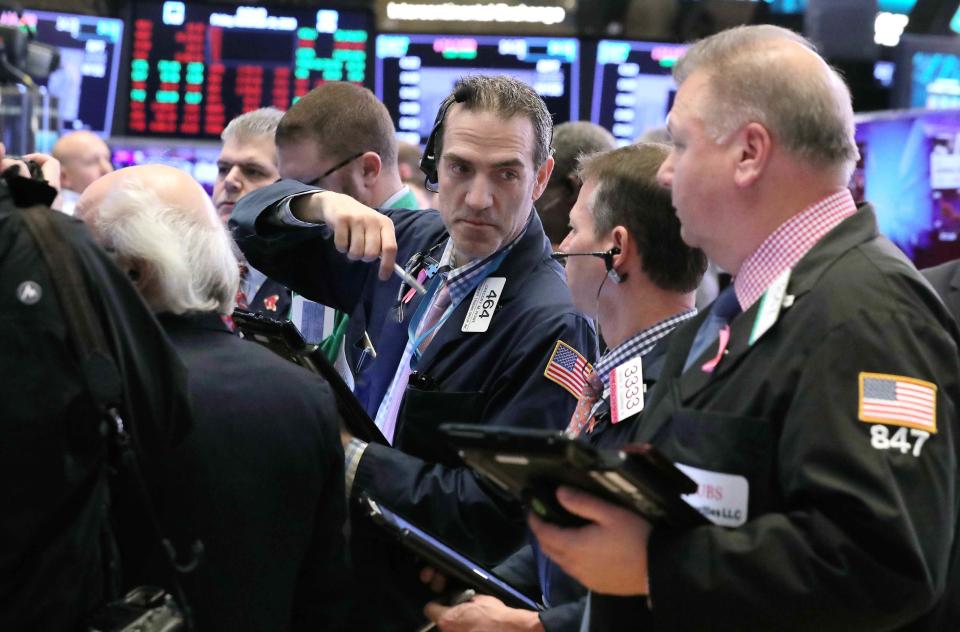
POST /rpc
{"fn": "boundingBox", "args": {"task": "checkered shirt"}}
[735,189,857,310]
[345,213,531,496]
[590,308,698,416]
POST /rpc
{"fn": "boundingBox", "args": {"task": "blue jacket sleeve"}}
[229,179,381,313]
[354,310,596,566]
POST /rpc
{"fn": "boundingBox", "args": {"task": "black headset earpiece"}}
[419,83,472,193]
[602,247,626,283]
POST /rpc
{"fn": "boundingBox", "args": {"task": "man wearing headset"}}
[425,142,706,632]
[230,75,596,629]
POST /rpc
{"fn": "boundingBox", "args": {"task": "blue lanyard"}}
[406,248,509,366]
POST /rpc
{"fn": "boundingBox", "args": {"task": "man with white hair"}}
[531,25,960,631]
[77,164,350,632]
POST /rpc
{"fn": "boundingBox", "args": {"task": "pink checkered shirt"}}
[735,189,858,310]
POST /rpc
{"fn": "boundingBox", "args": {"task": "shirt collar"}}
[381,186,413,209]
[594,308,698,391]
[734,189,857,311]
[436,209,533,305]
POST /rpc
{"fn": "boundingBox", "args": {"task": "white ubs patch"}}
[676,463,749,527]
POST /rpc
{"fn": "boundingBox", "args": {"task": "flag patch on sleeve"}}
[858,372,937,433]
[544,340,591,398]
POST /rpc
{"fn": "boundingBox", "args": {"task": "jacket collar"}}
[634,205,880,444]
[414,209,560,371]
[158,311,233,335]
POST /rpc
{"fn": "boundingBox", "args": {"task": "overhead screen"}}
[124,1,372,138]
[590,40,687,145]
[0,9,124,136]
[852,108,960,268]
[894,35,960,110]
[375,33,579,146]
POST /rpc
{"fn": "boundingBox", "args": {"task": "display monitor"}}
[0,9,124,136]
[589,40,686,145]
[852,108,960,268]
[111,138,221,193]
[375,33,579,146]
[894,35,960,110]
[124,2,372,138]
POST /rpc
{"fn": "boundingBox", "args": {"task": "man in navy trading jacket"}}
[531,25,960,631]
[231,75,596,627]
[425,143,707,632]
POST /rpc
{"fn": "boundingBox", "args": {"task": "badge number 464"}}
[870,424,930,457]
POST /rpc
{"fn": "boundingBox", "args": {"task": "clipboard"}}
[359,494,542,611]
[440,424,709,528]
[231,309,388,445]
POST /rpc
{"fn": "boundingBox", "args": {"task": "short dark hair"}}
[275,82,398,167]
[435,75,553,167]
[578,143,707,293]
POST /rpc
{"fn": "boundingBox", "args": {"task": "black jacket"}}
[498,335,673,632]
[588,206,960,631]
[0,199,191,630]
[922,258,960,323]
[152,312,349,632]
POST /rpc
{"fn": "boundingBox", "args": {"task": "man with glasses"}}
[231,75,596,630]
[269,83,420,368]
[274,81,419,210]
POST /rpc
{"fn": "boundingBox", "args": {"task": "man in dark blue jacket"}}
[231,75,596,628]
[424,143,707,632]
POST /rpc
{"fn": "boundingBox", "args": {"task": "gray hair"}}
[552,121,616,181]
[674,25,858,178]
[94,176,239,315]
[221,107,284,145]
[436,75,554,167]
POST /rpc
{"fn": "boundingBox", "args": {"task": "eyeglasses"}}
[307,152,365,186]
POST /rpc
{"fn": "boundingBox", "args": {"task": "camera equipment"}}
[86,586,184,632]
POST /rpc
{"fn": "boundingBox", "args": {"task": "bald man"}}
[531,25,960,631]
[52,130,112,215]
[77,166,350,632]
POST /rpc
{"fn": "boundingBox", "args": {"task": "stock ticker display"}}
[590,40,687,145]
[375,33,579,146]
[126,2,371,138]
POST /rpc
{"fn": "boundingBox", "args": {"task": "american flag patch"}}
[859,372,937,433]
[544,340,591,398]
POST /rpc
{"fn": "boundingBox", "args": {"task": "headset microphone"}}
[550,247,627,284]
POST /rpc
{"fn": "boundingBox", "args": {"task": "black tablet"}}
[359,494,542,611]
[232,309,387,445]
[440,424,709,528]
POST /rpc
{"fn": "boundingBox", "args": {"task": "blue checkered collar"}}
[594,308,698,393]
[433,210,532,305]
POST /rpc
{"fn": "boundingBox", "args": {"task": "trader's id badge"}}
[749,268,792,346]
[609,356,644,424]
[462,277,505,333]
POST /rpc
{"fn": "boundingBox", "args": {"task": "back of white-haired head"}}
[94,175,239,315]
[221,107,284,145]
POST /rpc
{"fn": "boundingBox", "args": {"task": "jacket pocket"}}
[396,387,486,466]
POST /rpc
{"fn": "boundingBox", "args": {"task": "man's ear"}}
[733,122,772,188]
[532,155,555,201]
[359,151,383,187]
[610,225,634,273]
[119,255,153,294]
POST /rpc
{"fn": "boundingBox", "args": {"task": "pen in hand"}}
[417,589,477,632]
[394,262,426,295]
